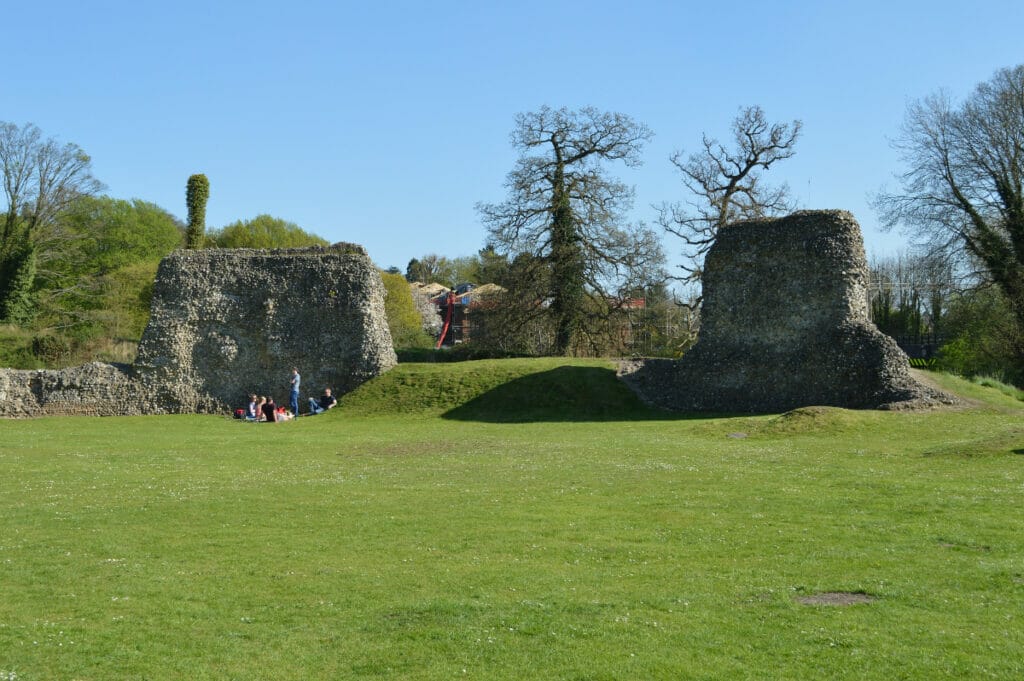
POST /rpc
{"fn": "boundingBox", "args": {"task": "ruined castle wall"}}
[0,363,143,417]
[699,211,871,346]
[132,245,397,413]
[621,210,954,412]
[0,244,397,417]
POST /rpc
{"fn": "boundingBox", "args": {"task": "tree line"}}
[874,64,1024,384]
[0,132,325,367]
[3,64,1023,384]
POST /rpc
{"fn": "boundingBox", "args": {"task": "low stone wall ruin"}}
[0,362,143,418]
[0,244,397,417]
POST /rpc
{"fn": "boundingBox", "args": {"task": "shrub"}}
[31,334,71,363]
[0,244,38,324]
[207,215,328,249]
[381,272,434,350]
[972,375,1024,401]
[937,288,1023,387]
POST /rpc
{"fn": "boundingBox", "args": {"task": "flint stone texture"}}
[0,362,144,417]
[0,244,397,417]
[620,210,956,412]
[133,245,397,413]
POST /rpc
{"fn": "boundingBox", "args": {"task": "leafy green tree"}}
[31,196,181,329]
[207,214,328,248]
[0,243,37,323]
[184,174,210,249]
[380,271,434,349]
[876,65,1024,338]
[405,250,512,289]
[405,254,459,286]
[62,197,183,274]
[0,121,103,322]
[475,245,511,286]
[478,106,662,355]
[938,287,1023,385]
[449,255,482,286]
[94,261,163,343]
[0,195,181,361]
[405,258,424,282]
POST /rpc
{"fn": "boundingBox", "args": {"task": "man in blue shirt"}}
[289,367,300,416]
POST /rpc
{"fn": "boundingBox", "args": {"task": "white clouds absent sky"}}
[4,0,1021,272]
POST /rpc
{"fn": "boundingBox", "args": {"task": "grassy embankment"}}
[1,358,1022,679]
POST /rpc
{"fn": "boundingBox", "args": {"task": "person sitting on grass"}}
[307,388,337,415]
[261,396,278,423]
[245,394,258,421]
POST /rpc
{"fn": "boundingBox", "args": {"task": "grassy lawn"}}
[1,359,1022,679]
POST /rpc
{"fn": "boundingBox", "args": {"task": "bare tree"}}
[1,123,103,252]
[876,64,1024,335]
[0,121,103,321]
[478,106,664,355]
[868,252,954,341]
[659,106,802,287]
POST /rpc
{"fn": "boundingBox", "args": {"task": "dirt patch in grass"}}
[796,591,877,606]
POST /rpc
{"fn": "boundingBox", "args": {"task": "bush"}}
[381,272,435,351]
[31,334,71,364]
[0,244,38,324]
[937,288,1024,387]
[972,375,1024,401]
[207,214,328,249]
[0,325,42,368]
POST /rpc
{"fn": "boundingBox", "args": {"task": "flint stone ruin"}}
[0,361,142,418]
[0,244,397,417]
[620,210,956,412]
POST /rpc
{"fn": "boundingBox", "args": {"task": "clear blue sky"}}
[4,0,1022,274]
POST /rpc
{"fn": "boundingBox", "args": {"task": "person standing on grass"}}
[289,367,301,416]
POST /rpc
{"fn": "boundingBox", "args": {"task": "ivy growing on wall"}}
[185,174,210,249]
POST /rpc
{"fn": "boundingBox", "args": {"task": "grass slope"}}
[0,360,1022,680]
[340,358,655,421]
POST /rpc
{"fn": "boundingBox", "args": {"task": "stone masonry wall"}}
[132,245,397,413]
[0,244,397,417]
[620,210,955,412]
[0,362,145,418]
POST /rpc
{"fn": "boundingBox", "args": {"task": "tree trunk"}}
[549,183,583,355]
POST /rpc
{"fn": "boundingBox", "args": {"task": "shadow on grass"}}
[441,365,737,423]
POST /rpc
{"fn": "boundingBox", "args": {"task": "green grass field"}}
[1,359,1022,680]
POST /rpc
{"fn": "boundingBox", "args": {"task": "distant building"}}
[431,283,505,346]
